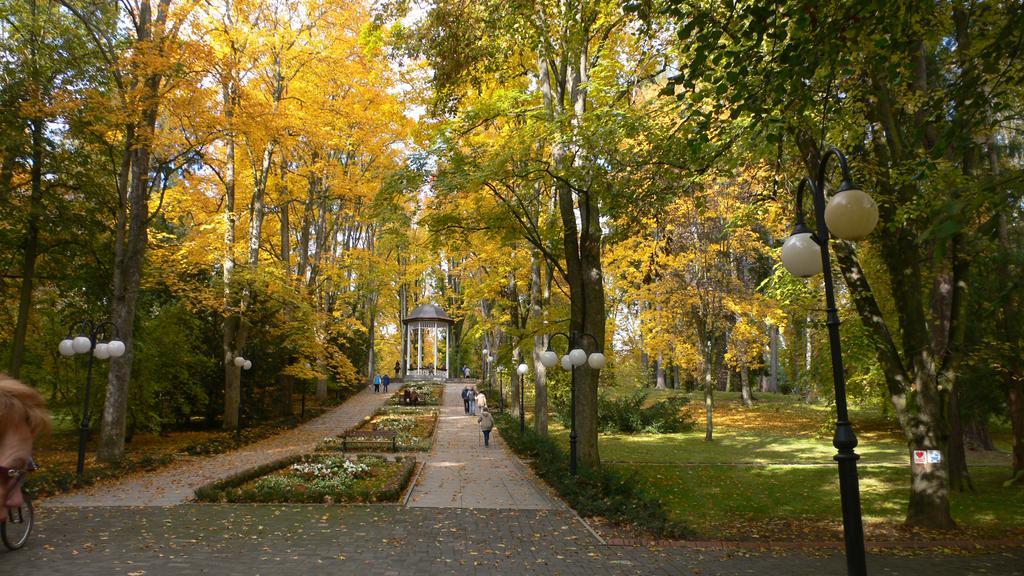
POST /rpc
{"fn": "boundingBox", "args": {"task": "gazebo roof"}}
[403,303,454,325]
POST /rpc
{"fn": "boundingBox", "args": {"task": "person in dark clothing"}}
[394,361,401,377]
[382,373,391,392]
[461,386,471,414]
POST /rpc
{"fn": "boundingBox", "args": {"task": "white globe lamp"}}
[107,340,126,358]
[59,339,75,357]
[516,363,529,376]
[781,231,823,278]
[568,348,587,367]
[587,352,606,369]
[243,360,252,370]
[560,355,573,371]
[825,187,878,241]
[539,350,558,369]
[72,335,92,354]
[234,356,245,367]
[93,343,110,359]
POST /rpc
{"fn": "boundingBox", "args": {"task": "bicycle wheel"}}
[1,496,33,550]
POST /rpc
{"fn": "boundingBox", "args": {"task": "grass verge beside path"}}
[539,390,1020,542]
[624,463,1024,540]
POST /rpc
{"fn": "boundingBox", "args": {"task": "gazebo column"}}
[417,325,423,370]
[446,324,450,375]
[432,322,438,372]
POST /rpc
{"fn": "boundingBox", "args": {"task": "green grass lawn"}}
[616,464,1023,538]
[530,389,1021,539]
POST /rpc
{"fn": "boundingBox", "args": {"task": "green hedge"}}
[494,413,691,539]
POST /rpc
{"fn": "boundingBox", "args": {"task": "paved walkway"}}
[43,386,393,506]
[23,380,1024,575]
[19,505,1024,575]
[407,381,559,509]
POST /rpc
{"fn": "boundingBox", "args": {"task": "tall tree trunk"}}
[9,115,44,378]
[98,0,171,462]
[531,251,549,435]
[655,351,666,389]
[740,365,753,407]
[221,70,243,430]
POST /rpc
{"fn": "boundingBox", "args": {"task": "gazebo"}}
[403,303,454,381]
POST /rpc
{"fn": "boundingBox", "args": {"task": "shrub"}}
[598,390,693,434]
[26,454,174,497]
[494,413,691,539]
[181,424,286,455]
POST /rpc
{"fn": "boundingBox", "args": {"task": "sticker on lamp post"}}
[912,450,941,464]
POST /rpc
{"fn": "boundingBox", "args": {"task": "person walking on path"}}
[475,390,487,413]
[373,374,381,393]
[478,408,494,447]
[382,373,391,393]
[394,361,401,378]
[468,386,477,416]
[461,385,471,414]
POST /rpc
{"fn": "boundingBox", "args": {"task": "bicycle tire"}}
[1,495,33,550]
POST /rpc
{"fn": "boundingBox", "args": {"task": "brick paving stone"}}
[41,386,393,506]
[13,505,1023,575]
[407,381,558,510]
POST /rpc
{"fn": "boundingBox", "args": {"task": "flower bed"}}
[194,454,415,504]
[318,407,438,451]
[386,383,443,406]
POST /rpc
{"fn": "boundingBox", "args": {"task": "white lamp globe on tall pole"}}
[107,339,126,358]
[825,185,878,241]
[568,348,587,367]
[234,356,245,367]
[780,226,823,278]
[243,360,252,370]
[59,338,75,357]
[516,363,528,376]
[587,352,606,369]
[72,335,92,354]
[560,355,573,371]
[539,350,558,369]
[93,343,110,359]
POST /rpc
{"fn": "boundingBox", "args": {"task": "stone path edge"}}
[603,536,1024,551]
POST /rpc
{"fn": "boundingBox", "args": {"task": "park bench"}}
[340,429,398,452]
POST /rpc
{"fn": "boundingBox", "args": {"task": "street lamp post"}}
[538,332,606,475]
[779,146,877,576]
[517,362,529,434]
[481,348,489,388]
[496,365,506,413]
[58,320,126,477]
[234,356,252,440]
